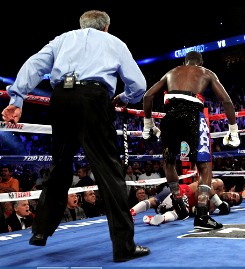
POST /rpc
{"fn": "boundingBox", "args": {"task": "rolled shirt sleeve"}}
[117,43,146,104]
[6,44,54,108]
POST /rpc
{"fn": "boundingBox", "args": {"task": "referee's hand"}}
[112,95,128,107]
[1,105,22,126]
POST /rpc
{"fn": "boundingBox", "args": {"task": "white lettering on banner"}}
[199,118,210,154]
[23,156,52,162]
[56,219,108,231]
[23,156,38,161]
[174,45,205,58]
[0,121,24,129]
[153,155,162,159]
[0,219,108,242]
[38,155,52,161]
[15,192,31,198]
[7,123,24,129]
[217,40,226,48]
[0,234,22,241]
[8,192,32,199]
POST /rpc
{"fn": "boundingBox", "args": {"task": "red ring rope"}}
[1,90,245,120]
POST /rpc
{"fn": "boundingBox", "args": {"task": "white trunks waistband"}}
[164,93,203,104]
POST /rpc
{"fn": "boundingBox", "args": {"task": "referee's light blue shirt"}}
[7,28,147,108]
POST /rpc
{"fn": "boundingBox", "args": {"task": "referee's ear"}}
[103,25,109,32]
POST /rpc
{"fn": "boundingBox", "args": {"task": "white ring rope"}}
[212,171,245,177]
[0,171,198,202]
[0,121,244,138]
[2,169,245,203]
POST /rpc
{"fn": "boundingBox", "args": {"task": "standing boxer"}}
[142,51,240,229]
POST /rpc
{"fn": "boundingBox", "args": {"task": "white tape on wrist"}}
[210,193,222,207]
[229,123,238,133]
[143,118,154,129]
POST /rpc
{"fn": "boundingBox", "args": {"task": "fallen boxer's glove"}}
[210,193,230,215]
[223,123,240,148]
[156,203,174,214]
[156,193,173,214]
[218,201,230,215]
[142,118,161,142]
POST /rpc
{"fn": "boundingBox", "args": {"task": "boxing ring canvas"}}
[1,201,245,269]
[0,101,245,268]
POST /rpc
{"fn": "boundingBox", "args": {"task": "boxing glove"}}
[182,194,189,210]
[142,118,161,142]
[218,201,230,215]
[223,123,240,148]
[156,203,174,214]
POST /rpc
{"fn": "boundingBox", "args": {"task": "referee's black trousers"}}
[31,82,136,259]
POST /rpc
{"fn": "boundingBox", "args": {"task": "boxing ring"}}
[0,91,245,200]
[1,91,245,268]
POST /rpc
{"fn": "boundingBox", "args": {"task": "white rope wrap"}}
[0,171,198,202]
[0,121,244,138]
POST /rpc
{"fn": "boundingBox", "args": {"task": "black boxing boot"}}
[194,206,223,230]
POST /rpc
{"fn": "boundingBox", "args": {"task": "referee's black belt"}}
[76,80,107,88]
[56,80,107,89]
